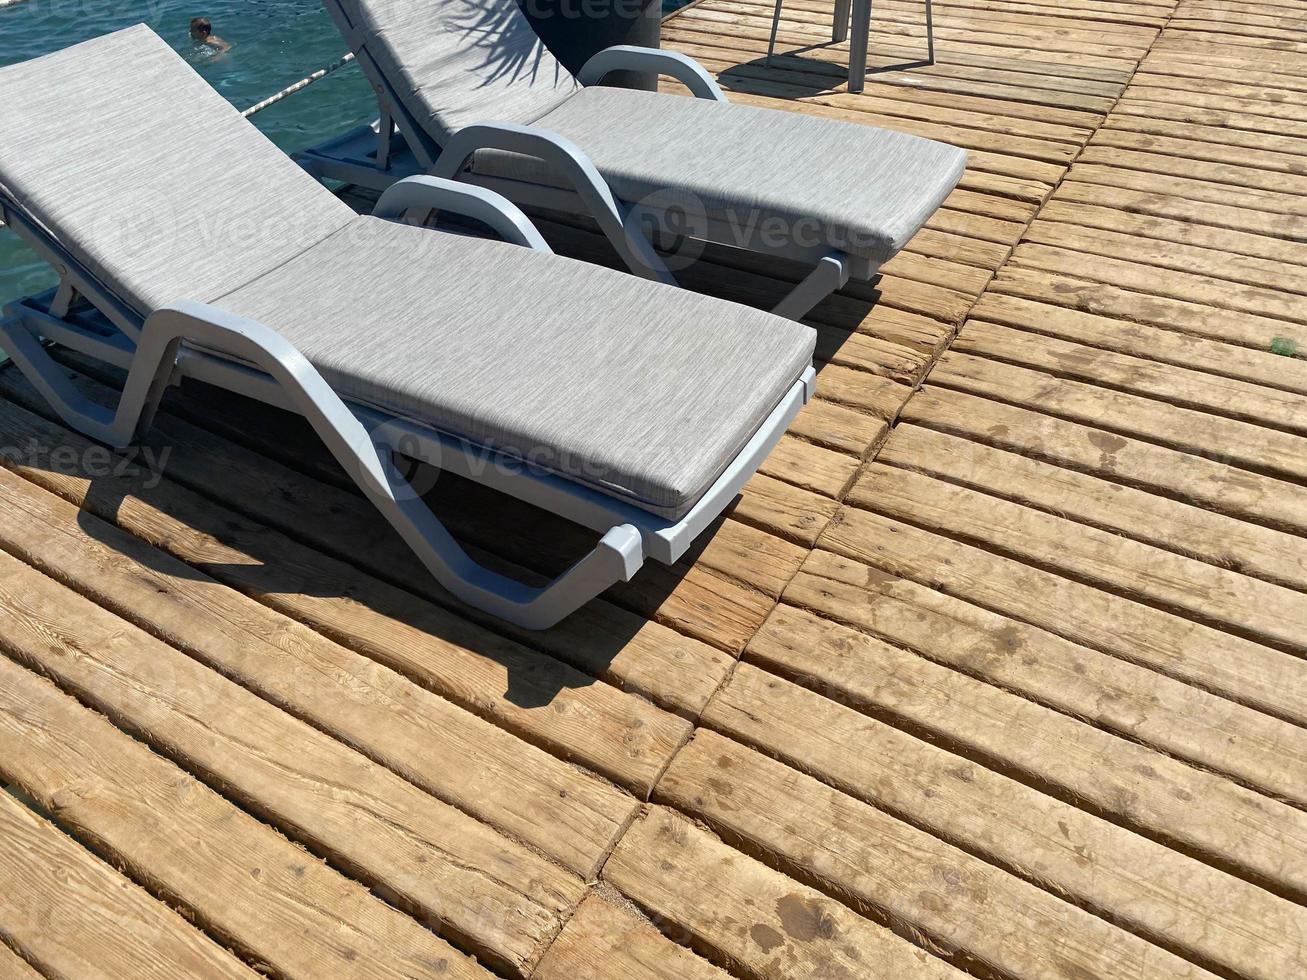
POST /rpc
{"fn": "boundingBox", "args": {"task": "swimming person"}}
[189,17,231,53]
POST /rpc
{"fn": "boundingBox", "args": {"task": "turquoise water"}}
[0,0,690,311]
[0,0,378,307]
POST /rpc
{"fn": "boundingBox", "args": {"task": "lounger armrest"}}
[578,46,726,101]
[433,122,675,284]
[374,175,552,252]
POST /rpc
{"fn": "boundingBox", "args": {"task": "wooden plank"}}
[0,791,255,980]
[1119,77,1307,122]
[659,729,1217,980]
[1039,191,1307,268]
[1076,144,1307,197]
[0,394,690,796]
[814,366,914,418]
[881,421,1307,593]
[987,262,1307,361]
[1106,108,1307,156]
[1111,96,1307,140]
[735,473,842,548]
[758,435,861,498]
[956,320,1307,435]
[787,397,887,456]
[755,590,1307,875]
[1024,207,1307,292]
[703,664,1305,979]
[0,467,634,880]
[0,548,584,976]
[816,327,929,386]
[1063,165,1307,237]
[0,657,489,980]
[603,806,963,979]
[901,382,1307,540]
[533,893,729,980]
[819,499,1307,727]
[1008,241,1307,326]
[970,290,1307,397]
[1092,127,1307,175]
[928,351,1307,483]
[0,943,42,980]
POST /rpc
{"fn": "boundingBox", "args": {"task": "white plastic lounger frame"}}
[297,4,873,322]
[0,176,814,630]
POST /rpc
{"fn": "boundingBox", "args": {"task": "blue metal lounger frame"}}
[0,176,814,630]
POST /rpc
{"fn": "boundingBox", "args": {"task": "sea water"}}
[0,0,687,309]
[0,0,379,306]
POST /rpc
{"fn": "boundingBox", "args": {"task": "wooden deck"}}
[3,0,1307,976]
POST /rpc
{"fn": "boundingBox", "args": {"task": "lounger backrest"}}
[325,0,578,148]
[0,25,355,318]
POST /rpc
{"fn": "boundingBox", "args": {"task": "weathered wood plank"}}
[969,290,1307,396]
[1024,208,1307,292]
[1008,240,1307,325]
[1040,191,1307,269]
[955,320,1307,435]
[929,351,1307,483]
[788,397,887,456]
[0,466,633,880]
[0,791,255,980]
[603,806,963,979]
[755,592,1307,873]
[703,664,1305,979]
[881,421,1307,592]
[819,501,1307,726]
[0,942,42,980]
[988,263,1307,356]
[0,657,489,980]
[901,383,1307,539]
[533,893,729,980]
[659,729,1216,980]
[0,394,689,796]
[0,548,584,976]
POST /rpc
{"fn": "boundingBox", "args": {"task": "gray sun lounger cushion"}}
[330,0,577,145]
[0,24,814,520]
[0,25,356,316]
[471,87,968,264]
[327,0,967,263]
[213,216,814,517]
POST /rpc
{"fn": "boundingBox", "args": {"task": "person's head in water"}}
[189,17,231,52]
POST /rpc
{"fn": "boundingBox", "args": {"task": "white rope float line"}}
[242,51,355,117]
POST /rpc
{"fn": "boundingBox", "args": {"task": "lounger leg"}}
[767,0,785,65]
[925,0,935,63]
[771,251,853,321]
[49,279,82,319]
[0,314,177,448]
[833,0,852,43]
[2,302,642,629]
[376,98,394,171]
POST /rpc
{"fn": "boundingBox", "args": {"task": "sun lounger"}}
[0,25,816,629]
[300,0,968,320]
